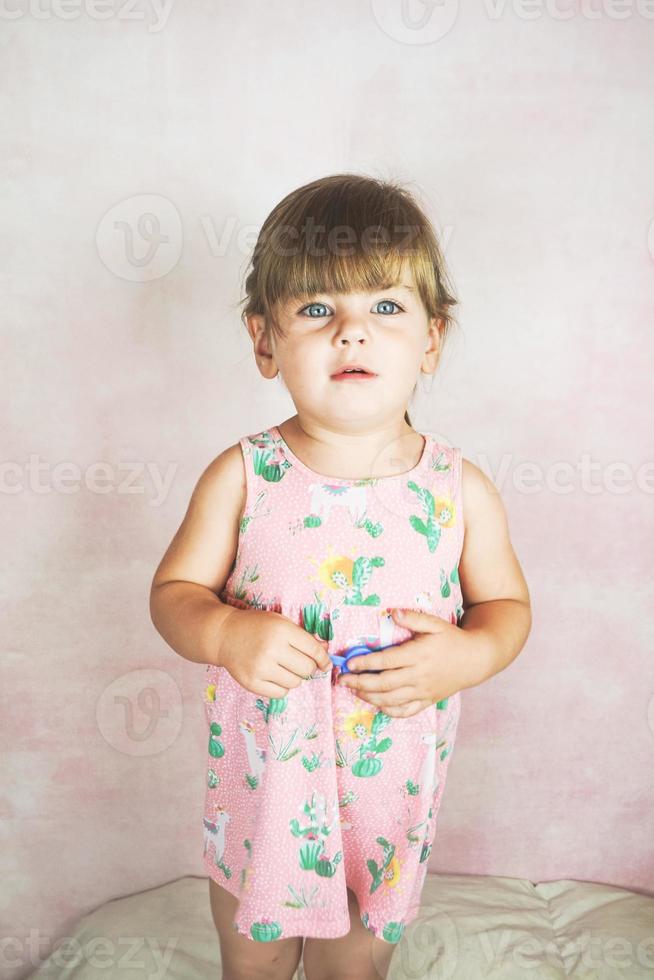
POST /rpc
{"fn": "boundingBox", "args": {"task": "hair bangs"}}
[265,249,412,332]
[239,173,458,346]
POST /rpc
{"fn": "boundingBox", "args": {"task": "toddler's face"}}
[248,271,442,429]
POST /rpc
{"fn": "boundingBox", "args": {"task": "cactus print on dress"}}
[202,424,464,944]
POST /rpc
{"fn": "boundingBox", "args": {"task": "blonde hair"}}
[238,172,458,426]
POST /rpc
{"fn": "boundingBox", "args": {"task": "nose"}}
[332,311,370,346]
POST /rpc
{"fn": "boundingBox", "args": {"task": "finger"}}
[391,607,452,632]
[289,632,332,671]
[346,647,409,673]
[339,668,413,693]
[254,680,290,699]
[345,685,417,707]
[280,643,332,681]
[271,663,309,688]
[382,699,431,718]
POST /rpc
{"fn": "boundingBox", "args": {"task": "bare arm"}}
[149,443,246,666]
[457,458,532,685]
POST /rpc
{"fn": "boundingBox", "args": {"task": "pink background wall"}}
[3,3,653,976]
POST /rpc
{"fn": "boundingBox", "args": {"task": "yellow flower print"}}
[309,548,355,594]
[434,496,456,528]
[205,684,216,702]
[343,707,375,740]
[383,856,401,888]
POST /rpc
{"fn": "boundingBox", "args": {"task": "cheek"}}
[388,343,422,379]
[293,337,329,368]
[278,343,327,388]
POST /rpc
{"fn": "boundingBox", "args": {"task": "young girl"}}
[150,173,531,980]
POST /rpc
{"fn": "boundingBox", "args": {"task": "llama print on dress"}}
[202,424,464,943]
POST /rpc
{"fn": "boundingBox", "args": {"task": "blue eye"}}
[374,300,404,315]
[298,299,405,318]
[301,303,330,318]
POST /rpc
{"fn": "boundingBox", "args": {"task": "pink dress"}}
[202,424,464,944]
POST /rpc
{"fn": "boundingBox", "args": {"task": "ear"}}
[246,314,279,379]
[421,317,444,376]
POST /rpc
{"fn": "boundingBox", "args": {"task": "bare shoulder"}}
[458,456,530,607]
[460,456,504,525]
[150,441,246,594]
[193,441,246,506]
[179,440,247,531]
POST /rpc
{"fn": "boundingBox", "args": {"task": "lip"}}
[330,364,378,379]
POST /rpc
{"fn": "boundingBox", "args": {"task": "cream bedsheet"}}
[26,873,654,979]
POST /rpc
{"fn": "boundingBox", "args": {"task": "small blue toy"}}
[329,642,391,675]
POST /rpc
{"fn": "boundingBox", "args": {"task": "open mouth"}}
[330,367,378,381]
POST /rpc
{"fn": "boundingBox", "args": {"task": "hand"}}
[217,608,332,699]
[336,607,482,718]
